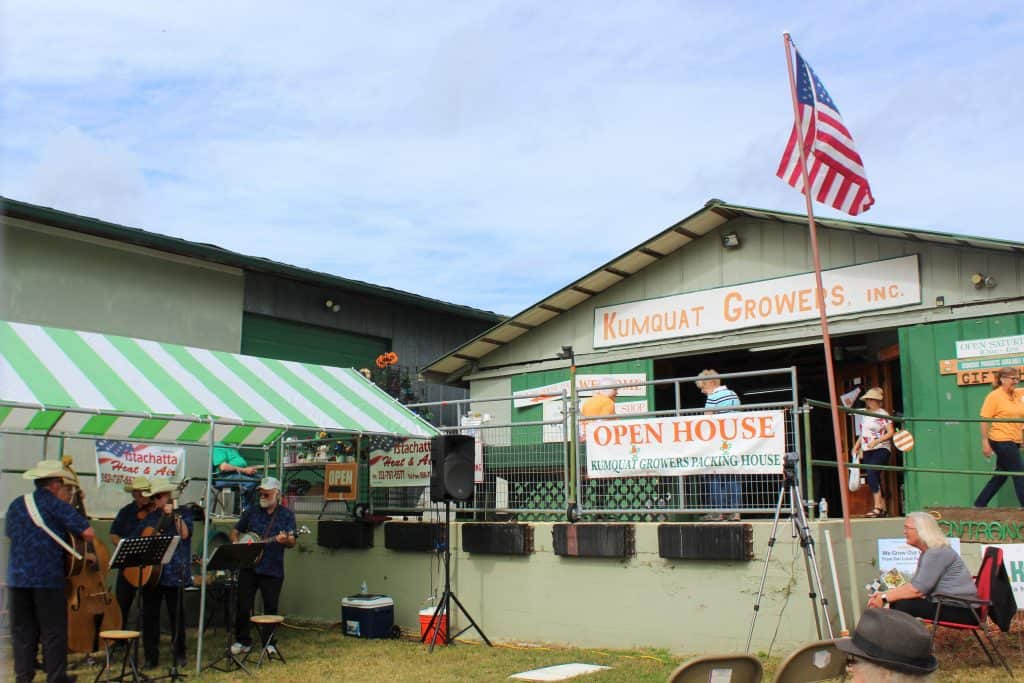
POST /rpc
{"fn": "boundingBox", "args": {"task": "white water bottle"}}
[819,498,829,520]
[360,580,368,595]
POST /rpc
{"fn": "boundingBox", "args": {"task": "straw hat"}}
[123,476,152,493]
[147,478,179,498]
[22,460,77,484]
[836,608,937,675]
[860,387,885,402]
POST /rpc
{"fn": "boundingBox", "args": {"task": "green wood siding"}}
[241,313,389,369]
[900,314,1024,510]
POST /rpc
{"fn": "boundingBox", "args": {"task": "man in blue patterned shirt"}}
[6,460,94,683]
[229,477,296,657]
[108,476,152,628]
[138,479,192,670]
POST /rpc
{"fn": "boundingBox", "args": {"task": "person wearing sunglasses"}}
[836,608,938,681]
[975,366,1024,508]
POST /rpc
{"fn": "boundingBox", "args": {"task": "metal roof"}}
[423,198,1024,383]
[1,196,504,324]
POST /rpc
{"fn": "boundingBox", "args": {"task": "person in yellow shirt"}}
[975,366,1024,507]
[581,388,617,417]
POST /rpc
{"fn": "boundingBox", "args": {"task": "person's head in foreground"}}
[836,608,938,682]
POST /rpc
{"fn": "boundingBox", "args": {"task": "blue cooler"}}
[341,594,394,638]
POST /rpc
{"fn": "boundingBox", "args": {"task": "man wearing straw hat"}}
[139,478,192,670]
[5,460,94,683]
[109,476,152,626]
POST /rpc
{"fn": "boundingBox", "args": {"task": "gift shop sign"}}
[584,410,786,479]
[593,255,920,347]
[368,439,432,488]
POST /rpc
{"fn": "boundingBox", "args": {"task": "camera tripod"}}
[745,453,833,652]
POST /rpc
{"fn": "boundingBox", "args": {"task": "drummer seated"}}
[211,443,260,514]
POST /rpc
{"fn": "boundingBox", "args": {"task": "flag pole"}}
[782,32,861,624]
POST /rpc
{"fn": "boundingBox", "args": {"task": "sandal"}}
[865,507,887,518]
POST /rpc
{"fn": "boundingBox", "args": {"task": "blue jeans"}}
[861,448,890,494]
[974,440,1024,507]
[710,475,741,510]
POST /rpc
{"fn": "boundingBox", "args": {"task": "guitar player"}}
[138,478,192,670]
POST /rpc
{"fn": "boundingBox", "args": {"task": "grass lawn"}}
[4,618,1002,682]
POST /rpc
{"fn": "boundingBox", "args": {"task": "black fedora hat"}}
[836,608,938,675]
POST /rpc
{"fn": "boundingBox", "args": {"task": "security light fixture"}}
[721,231,741,249]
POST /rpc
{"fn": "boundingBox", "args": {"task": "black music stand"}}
[109,535,180,677]
[201,543,262,676]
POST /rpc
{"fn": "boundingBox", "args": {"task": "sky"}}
[1,2,1022,316]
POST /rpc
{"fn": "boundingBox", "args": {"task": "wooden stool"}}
[249,615,286,668]
[95,630,143,683]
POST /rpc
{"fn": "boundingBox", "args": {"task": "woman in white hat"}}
[6,460,95,683]
[852,387,894,517]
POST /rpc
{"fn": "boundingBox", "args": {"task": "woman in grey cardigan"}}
[867,511,979,625]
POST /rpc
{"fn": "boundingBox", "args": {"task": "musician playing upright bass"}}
[5,460,94,683]
[108,476,152,625]
[139,478,193,670]
[229,476,296,658]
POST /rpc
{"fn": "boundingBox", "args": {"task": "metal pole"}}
[196,418,215,673]
[782,31,860,623]
[824,529,849,636]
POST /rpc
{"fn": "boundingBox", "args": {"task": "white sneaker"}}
[230,642,251,656]
[265,644,278,657]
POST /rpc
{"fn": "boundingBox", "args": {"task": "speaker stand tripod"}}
[421,500,492,652]
[745,453,833,652]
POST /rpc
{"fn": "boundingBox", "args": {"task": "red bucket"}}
[418,606,448,645]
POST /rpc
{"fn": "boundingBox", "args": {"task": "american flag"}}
[776,49,874,216]
[96,440,141,458]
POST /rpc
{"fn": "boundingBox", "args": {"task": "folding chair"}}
[930,546,1013,676]
[666,654,762,683]
[771,640,845,683]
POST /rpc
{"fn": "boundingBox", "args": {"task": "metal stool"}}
[95,629,143,683]
[249,615,286,668]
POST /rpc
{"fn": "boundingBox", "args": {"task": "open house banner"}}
[584,410,786,479]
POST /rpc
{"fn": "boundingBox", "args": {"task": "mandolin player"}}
[108,476,152,627]
[6,460,94,683]
[138,478,192,670]
[229,476,296,658]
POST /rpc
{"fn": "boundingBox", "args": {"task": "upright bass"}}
[62,456,122,653]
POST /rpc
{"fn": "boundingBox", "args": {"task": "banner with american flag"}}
[95,439,186,488]
[777,49,874,216]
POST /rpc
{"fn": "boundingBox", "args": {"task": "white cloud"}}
[1,1,1022,313]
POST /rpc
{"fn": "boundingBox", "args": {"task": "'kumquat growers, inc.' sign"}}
[593,255,920,348]
[584,410,786,479]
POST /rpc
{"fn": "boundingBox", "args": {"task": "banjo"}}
[237,525,310,562]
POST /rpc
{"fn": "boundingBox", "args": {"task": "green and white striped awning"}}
[0,320,438,446]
